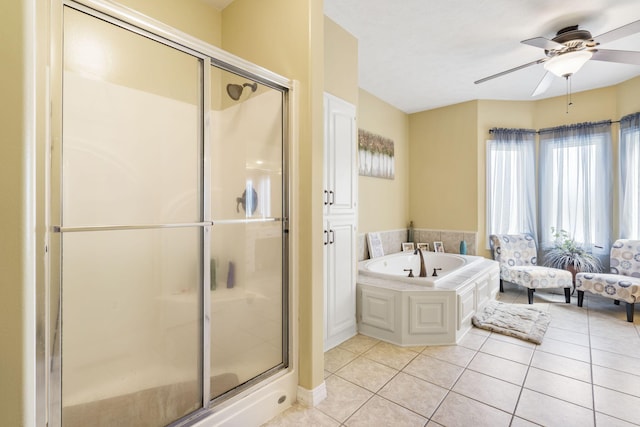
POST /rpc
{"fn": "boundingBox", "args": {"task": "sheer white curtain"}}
[539,121,612,256]
[620,112,640,239]
[486,129,537,241]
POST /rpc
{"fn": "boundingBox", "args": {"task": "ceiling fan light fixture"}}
[543,50,593,77]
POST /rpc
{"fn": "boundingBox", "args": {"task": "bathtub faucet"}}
[413,248,427,277]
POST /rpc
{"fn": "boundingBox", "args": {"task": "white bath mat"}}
[472,301,551,344]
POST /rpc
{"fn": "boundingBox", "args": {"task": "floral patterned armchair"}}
[490,234,573,304]
[576,239,640,322]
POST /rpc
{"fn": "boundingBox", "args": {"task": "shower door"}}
[57,7,205,426]
[208,66,288,401]
[52,2,289,425]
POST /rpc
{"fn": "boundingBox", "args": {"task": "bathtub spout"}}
[414,248,427,277]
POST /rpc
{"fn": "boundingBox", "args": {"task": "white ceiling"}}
[324,0,640,113]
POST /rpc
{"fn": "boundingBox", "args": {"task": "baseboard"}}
[296,381,327,407]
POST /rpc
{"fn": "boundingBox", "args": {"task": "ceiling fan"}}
[475,19,640,97]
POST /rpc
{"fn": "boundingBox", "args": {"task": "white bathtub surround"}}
[357,252,499,346]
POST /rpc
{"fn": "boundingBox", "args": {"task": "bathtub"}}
[358,251,481,286]
[357,252,500,346]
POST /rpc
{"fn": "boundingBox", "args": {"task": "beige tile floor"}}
[263,285,640,426]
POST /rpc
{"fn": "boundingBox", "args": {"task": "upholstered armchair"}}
[490,234,573,304]
[576,239,640,322]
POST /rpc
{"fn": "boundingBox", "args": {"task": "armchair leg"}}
[499,280,504,293]
[527,288,535,304]
[577,290,585,307]
[626,303,634,322]
[563,287,571,303]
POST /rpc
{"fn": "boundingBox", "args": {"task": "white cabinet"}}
[324,218,357,350]
[323,93,357,217]
[323,93,357,351]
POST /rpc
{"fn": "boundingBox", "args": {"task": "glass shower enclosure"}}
[50,3,290,426]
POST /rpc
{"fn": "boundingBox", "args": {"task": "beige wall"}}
[358,89,410,233]
[222,0,325,391]
[1,1,28,424]
[118,0,222,46]
[532,86,618,129]
[617,76,640,116]
[324,17,358,105]
[408,101,478,231]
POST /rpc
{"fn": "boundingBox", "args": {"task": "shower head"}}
[226,82,257,100]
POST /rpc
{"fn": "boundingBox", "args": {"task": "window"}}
[620,112,640,239]
[486,129,536,241]
[539,121,612,255]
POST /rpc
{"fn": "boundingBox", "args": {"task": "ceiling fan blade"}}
[531,72,554,97]
[521,37,564,50]
[591,49,640,65]
[594,19,640,45]
[474,58,547,84]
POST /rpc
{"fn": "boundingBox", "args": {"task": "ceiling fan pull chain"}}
[569,76,573,107]
[564,75,575,114]
[566,76,570,114]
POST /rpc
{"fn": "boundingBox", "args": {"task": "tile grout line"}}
[367,346,435,424]
[329,347,428,425]
[508,337,536,425]
[586,298,598,427]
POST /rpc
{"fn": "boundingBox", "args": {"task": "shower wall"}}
[209,88,283,291]
[62,71,201,408]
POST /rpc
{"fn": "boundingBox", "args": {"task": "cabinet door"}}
[324,219,357,350]
[324,93,357,216]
